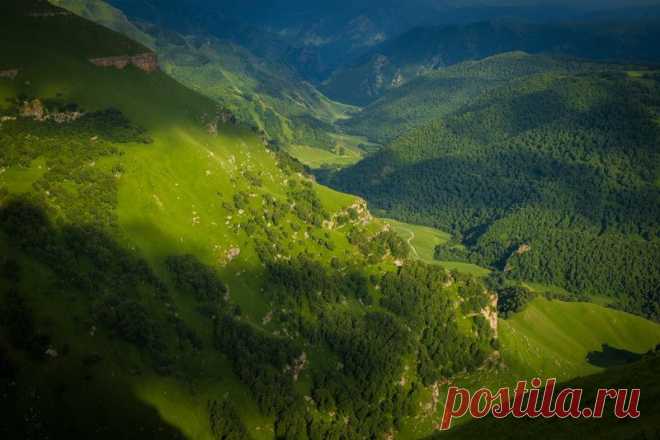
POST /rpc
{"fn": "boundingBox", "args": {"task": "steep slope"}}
[434,349,660,440]
[322,18,660,105]
[0,1,500,438]
[328,61,660,321]
[52,0,367,168]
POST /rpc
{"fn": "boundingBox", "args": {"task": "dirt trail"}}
[397,225,419,258]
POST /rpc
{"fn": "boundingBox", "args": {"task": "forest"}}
[330,66,660,321]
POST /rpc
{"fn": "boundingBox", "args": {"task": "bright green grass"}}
[382,218,451,262]
[0,157,46,193]
[398,297,660,438]
[286,143,362,168]
[382,217,491,277]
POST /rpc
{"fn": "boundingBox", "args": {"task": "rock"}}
[226,247,240,261]
[20,99,46,121]
[516,243,531,255]
[0,69,19,80]
[89,52,159,73]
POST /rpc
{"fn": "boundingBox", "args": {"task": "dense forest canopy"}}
[328,56,660,321]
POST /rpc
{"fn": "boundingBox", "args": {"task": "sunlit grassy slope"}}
[49,0,371,168]
[0,2,358,438]
[384,218,490,277]
[385,219,660,438]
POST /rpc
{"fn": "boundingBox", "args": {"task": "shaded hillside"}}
[0,1,499,438]
[341,52,631,144]
[328,64,660,321]
[322,18,660,105]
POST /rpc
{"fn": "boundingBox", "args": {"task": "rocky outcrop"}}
[323,198,373,229]
[0,69,19,80]
[481,292,499,338]
[19,99,83,123]
[20,99,46,121]
[89,52,158,73]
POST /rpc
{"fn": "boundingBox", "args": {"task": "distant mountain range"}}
[322,17,660,105]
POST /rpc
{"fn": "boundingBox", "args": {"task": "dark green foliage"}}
[458,279,490,315]
[380,262,490,384]
[93,295,163,351]
[214,314,301,416]
[166,255,227,303]
[287,179,328,226]
[331,67,660,320]
[208,399,252,440]
[267,255,371,306]
[348,228,410,261]
[497,286,535,319]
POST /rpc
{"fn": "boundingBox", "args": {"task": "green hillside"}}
[383,218,660,438]
[321,19,660,105]
[401,297,660,438]
[50,0,367,169]
[341,52,633,145]
[0,2,499,438]
[434,349,660,440]
[2,2,659,439]
[329,58,660,322]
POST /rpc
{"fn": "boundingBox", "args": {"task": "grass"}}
[383,217,491,277]
[0,5,365,436]
[382,218,451,262]
[286,143,362,168]
[399,296,660,438]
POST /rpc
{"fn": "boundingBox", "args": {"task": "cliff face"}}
[0,69,19,79]
[89,52,158,73]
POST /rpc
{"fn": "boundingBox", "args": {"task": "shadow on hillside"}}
[586,343,642,368]
[0,199,190,439]
[0,342,187,440]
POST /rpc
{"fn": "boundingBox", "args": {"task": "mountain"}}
[52,0,371,169]
[321,18,660,105]
[340,52,629,145]
[327,54,660,322]
[2,1,659,439]
[0,1,511,438]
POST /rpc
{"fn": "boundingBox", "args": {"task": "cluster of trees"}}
[496,286,536,319]
[348,228,410,262]
[208,398,252,440]
[380,262,492,384]
[287,179,328,227]
[267,255,371,307]
[166,255,228,303]
[214,314,301,416]
[332,68,660,320]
